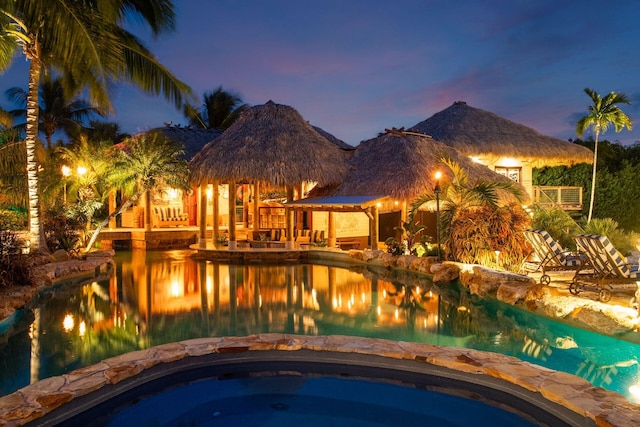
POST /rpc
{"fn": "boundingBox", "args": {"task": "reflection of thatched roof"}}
[190,101,348,187]
[409,101,593,167]
[150,126,221,160]
[312,129,526,201]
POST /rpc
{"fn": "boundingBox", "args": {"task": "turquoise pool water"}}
[1,249,639,403]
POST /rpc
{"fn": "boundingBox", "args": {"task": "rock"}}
[459,265,534,298]
[379,253,397,267]
[50,250,70,262]
[431,262,460,284]
[396,255,414,269]
[497,281,535,305]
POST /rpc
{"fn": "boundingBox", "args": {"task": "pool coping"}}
[0,334,638,426]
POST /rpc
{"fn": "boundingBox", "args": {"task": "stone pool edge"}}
[0,334,638,427]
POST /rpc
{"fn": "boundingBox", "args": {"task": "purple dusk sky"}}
[2,0,640,146]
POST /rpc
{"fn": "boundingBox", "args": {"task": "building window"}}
[495,167,521,183]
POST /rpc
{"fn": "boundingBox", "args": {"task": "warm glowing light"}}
[61,165,71,177]
[206,187,213,198]
[350,293,355,306]
[333,297,338,308]
[79,321,86,337]
[170,281,182,297]
[629,385,640,400]
[434,171,442,180]
[377,306,381,315]
[206,277,213,293]
[376,202,382,208]
[394,200,399,206]
[500,158,519,167]
[361,292,366,303]
[394,308,399,319]
[470,156,482,163]
[167,188,180,199]
[62,314,74,332]
[77,166,87,176]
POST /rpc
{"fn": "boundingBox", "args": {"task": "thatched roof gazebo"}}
[319,128,520,201]
[189,100,349,248]
[302,128,525,250]
[409,101,593,167]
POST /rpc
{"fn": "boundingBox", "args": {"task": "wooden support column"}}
[286,186,295,249]
[198,185,207,247]
[328,211,336,248]
[368,205,379,250]
[212,182,220,243]
[252,182,260,234]
[228,181,237,249]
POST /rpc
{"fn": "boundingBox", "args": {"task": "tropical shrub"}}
[583,218,638,255]
[43,207,84,255]
[0,210,30,289]
[529,205,582,250]
[447,203,530,270]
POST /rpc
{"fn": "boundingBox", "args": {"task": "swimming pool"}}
[33,348,588,427]
[0,249,639,403]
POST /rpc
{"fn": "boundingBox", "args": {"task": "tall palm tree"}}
[577,88,632,223]
[184,86,248,129]
[0,0,192,253]
[84,132,190,251]
[5,74,106,149]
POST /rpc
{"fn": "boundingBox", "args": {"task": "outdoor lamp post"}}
[434,171,442,261]
[61,165,71,204]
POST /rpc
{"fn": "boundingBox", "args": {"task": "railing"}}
[532,186,583,210]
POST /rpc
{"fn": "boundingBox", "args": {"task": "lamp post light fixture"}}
[61,165,71,204]
[434,171,442,261]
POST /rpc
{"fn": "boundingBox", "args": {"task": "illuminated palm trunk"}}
[25,44,46,253]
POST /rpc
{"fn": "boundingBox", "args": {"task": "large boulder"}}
[460,265,534,298]
[431,262,460,284]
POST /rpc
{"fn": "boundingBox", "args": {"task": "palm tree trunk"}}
[144,190,153,231]
[84,197,136,253]
[26,52,47,253]
[587,132,599,224]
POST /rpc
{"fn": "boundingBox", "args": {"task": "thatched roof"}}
[151,126,222,160]
[312,125,355,151]
[189,101,348,187]
[311,128,527,202]
[409,101,593,167]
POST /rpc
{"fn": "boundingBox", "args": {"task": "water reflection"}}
[0,249,639,403]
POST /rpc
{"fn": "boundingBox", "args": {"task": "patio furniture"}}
[522,229,585,284]
[572,234,640,303]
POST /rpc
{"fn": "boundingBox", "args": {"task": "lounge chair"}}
[522,229,585,284]
[572,234,639,303]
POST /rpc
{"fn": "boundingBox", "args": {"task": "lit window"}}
[495,167,521,183]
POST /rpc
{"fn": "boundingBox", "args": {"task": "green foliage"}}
[0,212,31,289]
[385,210,430,256]
[411,158,526,266]
[529,205,582,250]
[448,203,530,270]
[43,207,84,254]
[534,160,640,233]
[583,218,638,256]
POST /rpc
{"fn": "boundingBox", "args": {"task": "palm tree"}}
[184,86,248,129]
[84,132,190,251]
[576,88,632,223]
[410,158,527,267]
[0,0,192,253]
[5,75,106,149]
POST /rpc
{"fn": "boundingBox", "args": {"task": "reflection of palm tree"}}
[576,89,632,223]
[0,0,191,253]
[184,86,248,130]
[5,75,105,149]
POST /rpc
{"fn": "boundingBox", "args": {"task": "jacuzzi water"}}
[1,249,639,403]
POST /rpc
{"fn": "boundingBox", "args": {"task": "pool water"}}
[1,249,639,402]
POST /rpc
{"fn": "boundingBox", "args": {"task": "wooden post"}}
[328,211,336,248]
[252,182,260,234]
[228,181,237,249]
[286,186,295,249]
[212,182,220,243]
[198,185,207,247]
